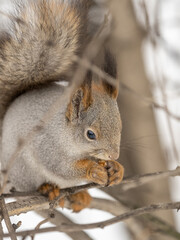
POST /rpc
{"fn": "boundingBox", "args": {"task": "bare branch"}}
[38,210,93,240]
[140,215,180,240]
[31,217,51,240]
[2,167,180,218]
[0,219,4,239]
[0,197,17,240]
[90,197,150,240]
[1,177,179,240]
[90,198,180,240]
[1,201,180,238]
[120,166,180,192]
[34,218,50,230]
[3,183,99,217]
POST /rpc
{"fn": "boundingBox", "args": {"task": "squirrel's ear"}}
[66,78,93,123]
[102,50,119,99]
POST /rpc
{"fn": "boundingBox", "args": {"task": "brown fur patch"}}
[74,159,93,172]
[38,183,64,207]
[92,81,105,94]
[74,159,124,186]
[69,191,92,212]
[66,81,93,122]
[102,50,119,99]
[21,0,80,31]
[102,81,119,99]
[66,100,73,121]
[74,159,108,185]
[81,82,93,110]
[105,160,124,186]
[92,80,118,99]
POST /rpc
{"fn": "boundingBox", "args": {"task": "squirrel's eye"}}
[87,130,96,140]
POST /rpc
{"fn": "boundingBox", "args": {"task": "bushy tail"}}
[0,0,91,118]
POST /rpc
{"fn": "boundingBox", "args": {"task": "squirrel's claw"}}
[105,160,124,186]
[38,184,91,211]
[38,183,64,207]
[97,160,124,186]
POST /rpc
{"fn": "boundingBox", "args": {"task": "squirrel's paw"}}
[38,183,64,207]
[87,162,108,185]
[68,191,92,212]
[99,160,124,186]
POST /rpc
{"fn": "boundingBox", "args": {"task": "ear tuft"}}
[102,82,118,99]
[81,79,93,110]
[102,50,119,99]
[66,79,93,123]
[66,89,83,122]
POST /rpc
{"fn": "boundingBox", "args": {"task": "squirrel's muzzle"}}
[91,148,120,161]
[108,152,119,161]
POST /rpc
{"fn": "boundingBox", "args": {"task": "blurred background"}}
[0,0,180,239]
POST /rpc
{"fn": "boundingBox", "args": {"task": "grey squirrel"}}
[0,0,124,211]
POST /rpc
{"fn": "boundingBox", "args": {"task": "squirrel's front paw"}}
[38,183,64,207]
[87,162,108,185]
[99,160,124,186]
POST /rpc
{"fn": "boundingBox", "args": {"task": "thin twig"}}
[0,197,17,240]
[120,166,180,192]
[31,217,50,239]
[38,209,93,240]
[12,221,22,231]
[156,57,179,163]
[35,218,50,230]
[140,215,180,240]
[0,219,4,239]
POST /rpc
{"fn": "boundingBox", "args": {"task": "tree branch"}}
[120,166,180,192]
[90,198,180,240]
[0,217,4,239]
[1,181,179,239]
[1,201,180,238]
[37,210,93,240]
[0,197,17,240]
[2,167,180,217]
[3,183,99,217]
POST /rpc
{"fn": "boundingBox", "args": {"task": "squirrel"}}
[0,0,124,212]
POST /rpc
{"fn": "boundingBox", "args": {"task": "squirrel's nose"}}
[108,151,119,160]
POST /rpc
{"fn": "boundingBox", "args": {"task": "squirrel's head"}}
[66,79,122,160]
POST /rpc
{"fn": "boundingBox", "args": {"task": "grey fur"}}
[1,84,121,191]
[0,0,121,193]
